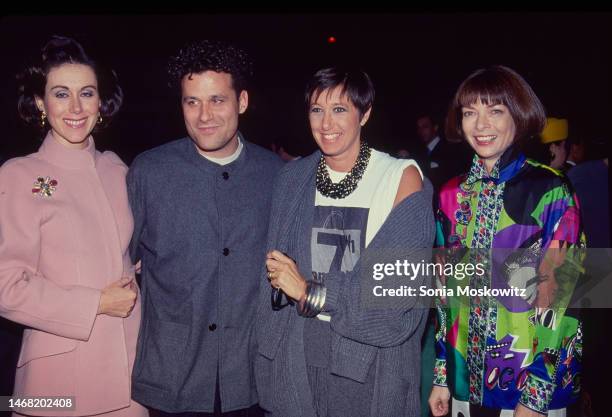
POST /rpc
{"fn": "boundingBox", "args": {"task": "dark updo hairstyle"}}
[167,39,253,97]
[17,35,123,131]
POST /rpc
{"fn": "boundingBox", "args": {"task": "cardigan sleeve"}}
[322,182,436,348]
[0,161,100,341]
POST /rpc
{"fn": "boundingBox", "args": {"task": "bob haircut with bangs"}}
[445,65,546,148]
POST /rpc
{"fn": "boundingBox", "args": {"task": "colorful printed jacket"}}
[433,147,585,413]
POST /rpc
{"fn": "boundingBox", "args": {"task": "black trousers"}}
[148,376,263,417]
[149,405,263,417]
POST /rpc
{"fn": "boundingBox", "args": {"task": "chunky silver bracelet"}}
[297,280,327,317]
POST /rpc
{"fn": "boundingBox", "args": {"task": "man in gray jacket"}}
[128,40,282,417]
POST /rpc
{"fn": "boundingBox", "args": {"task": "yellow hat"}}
[541,117,568,144]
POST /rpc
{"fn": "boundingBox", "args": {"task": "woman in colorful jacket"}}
[428,66,584,417]
[0,36,146,417]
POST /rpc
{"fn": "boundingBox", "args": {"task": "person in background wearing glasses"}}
[255,67,435,417]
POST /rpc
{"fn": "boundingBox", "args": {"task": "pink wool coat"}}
[0,133,147,417]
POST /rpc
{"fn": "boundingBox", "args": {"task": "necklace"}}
[316,141,371,199]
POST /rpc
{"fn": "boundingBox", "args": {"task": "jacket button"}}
[209,323,217,331]
[223,248,229,256]
[222,172,229,180]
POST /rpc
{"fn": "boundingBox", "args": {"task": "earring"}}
[40,111,47,128]
[97,114,103,125]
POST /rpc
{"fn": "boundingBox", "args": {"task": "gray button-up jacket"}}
[128,136,283,412]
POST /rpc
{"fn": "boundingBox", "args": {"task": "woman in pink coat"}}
[0,36,147,417]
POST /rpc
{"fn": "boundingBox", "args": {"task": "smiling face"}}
[308,85,371,171]
[461,98,517,173]
[181,70,248,158]
[35,63,100,149]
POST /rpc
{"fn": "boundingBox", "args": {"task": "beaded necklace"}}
[316,140,371,199]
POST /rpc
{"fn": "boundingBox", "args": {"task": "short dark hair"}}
[416,113,439,128]
[168,40,253,95]
[17,35,123,131]
[445,65,546,148]
[305,67,375,118]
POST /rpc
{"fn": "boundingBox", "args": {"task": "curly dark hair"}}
[16,35,123,132]
[168,40,253,96]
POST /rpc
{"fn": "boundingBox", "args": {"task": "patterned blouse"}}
[433,146,585,413]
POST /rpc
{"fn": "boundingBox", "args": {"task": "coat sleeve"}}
[127,157,146,264]
[519,182,585,414]
[432,205,450,386]
[322,184,436,348]
[0,161,100,341]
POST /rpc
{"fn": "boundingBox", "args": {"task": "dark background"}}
[1,11,611,417]
[1,12,611,163]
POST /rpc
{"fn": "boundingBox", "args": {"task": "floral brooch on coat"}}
[32,176,58,197]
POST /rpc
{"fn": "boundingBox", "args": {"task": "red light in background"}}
[327,36,336,44]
